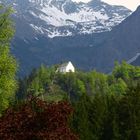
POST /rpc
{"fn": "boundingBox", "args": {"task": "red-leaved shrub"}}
[0,98,78,140]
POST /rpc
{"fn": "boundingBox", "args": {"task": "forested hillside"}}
[15,61,140,140]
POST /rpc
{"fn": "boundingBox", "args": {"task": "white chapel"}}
[57,61,75,73]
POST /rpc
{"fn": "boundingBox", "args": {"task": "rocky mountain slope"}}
[11,5,140,76]
[2,0,139,76]
[2,0,131,38]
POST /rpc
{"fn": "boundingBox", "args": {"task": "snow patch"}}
[127,53,140,64]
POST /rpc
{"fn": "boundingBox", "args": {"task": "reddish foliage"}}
[0,98,78,140]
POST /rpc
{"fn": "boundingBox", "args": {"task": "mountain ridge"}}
[1,0,139,76]
[11,4,140,76]
[5,0,131,38]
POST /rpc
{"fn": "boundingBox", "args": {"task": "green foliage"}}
[86,71,109,96]
[71,94,93,140]
[0,5,17,114]
[109,78,127,96]
[0,5,14,44]
[17,62,140,139]
[118,84,140,140]
[113,61,140,81]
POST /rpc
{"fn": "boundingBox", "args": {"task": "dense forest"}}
[15,61,140,140]
[0,4,140,140]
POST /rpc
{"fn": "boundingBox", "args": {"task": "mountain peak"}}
[136,5,140,12]
[128,5,140,18]
[88,0,102,5]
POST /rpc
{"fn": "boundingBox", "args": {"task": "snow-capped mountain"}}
[3,0,131,38]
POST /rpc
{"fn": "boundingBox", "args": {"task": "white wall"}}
[66,62,75,72]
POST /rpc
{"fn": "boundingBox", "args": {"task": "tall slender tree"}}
[0,5,17,115]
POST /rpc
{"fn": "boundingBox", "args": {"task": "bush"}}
[0,98,78,140]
